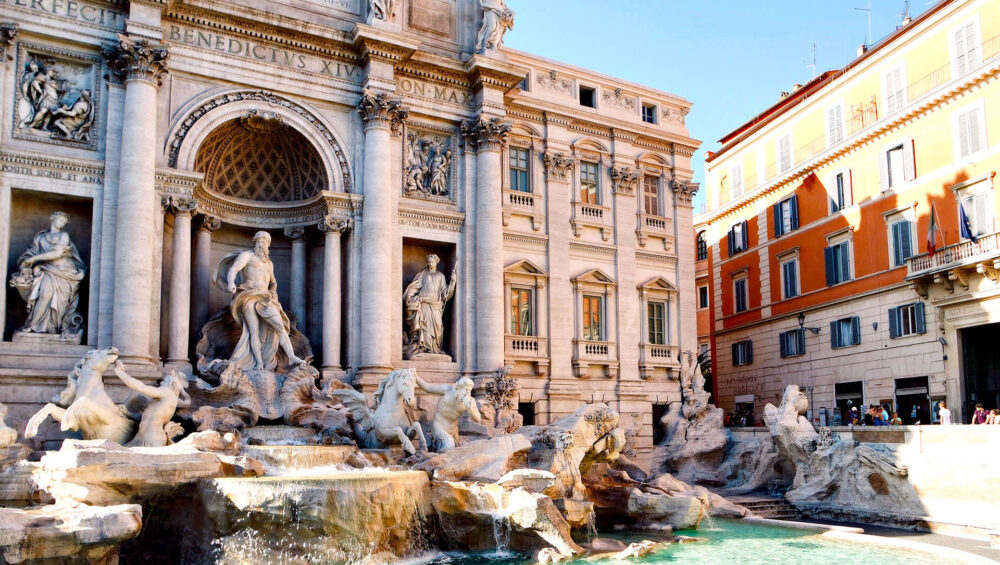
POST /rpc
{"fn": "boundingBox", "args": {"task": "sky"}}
[503,0,930,214]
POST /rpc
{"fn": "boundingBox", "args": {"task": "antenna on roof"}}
[900,0,912,25]
[805,42,817,79]
[855,0,872,46]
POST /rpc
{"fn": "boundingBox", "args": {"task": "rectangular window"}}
[643,176,659,215]
[960,190,993,238]
[824,239,852,286]
[580,162,599,204]
[883,64,906,115]
[889,302,926,338]
[582,295,603,341]
[830,316,861,349]
[642,103,657,124]
[732,340,753,366]
[700,343,710,355]
[887,145,905,188]
[890,219,914,267]
[509,147,530,193]
[879,141,915,191]
[951,19,981,76]
[728,220,749,255]
[827,104,845,145]
[647,301,666,345]
[781,258,799,299]
[830,171,852,213]
[777,134,793,173]
[697,232,708,261]
[579,86,596,108]
[698,285,709,309]
[510,287,534,336]
[733,276,748,313]
[731,164,744,197]
[773,195,799,237]
[779,328,806,358]
[955,104,986,159]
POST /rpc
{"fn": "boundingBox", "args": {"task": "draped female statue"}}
[403,254,456,359]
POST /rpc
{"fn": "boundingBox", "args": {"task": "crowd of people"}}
[724,400,1000,427]
[971,403,1000,425]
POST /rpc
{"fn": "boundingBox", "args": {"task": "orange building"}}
[700,0,1000,425]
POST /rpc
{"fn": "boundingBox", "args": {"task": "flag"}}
[960,202,978,243]
[927,203,941,257]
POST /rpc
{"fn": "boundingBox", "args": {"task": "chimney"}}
[857,44,868,57]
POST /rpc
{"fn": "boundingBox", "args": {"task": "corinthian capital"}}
[542,151,575,181]
[0,22,18,55]
[610,166,640,195]
[461,116,512,153]
[103,35,169,85]
[319,215,353,235]
[357,90,408,134]
[672,179,699,207]
[166,196,198,216]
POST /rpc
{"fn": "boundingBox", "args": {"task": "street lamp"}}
[798,313,822,335]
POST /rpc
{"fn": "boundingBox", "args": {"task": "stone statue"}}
[9,211,86,340]
[0,402,18,448]
[16,60,42,128]
[404,134,430,194]
[366,0,396,23]
[27,67,60,131]
[428,147,451,196]
[51,89,94,141]
[475,0,515,53]
[25,348,136,444]
[214,231,305,371]
[114,368,190,447]
[333,368,427,455]
[403,254,457,359]
[416,376,481,451]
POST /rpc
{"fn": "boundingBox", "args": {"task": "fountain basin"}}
[242,444,358,470]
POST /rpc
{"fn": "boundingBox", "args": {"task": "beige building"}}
[0,0,700,455]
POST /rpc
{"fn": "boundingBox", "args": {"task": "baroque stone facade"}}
[0,0,699,457]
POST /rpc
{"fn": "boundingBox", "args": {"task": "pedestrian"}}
[889,412,903,425]
[872,406,883,426]
[864,405,874,426]
[849,406,859,426]
[937,401,953,425]
[880,404,890,425]
[988,409,1000,425]
[972,403,988,425]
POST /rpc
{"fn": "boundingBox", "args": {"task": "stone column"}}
[284,227,307,327]
[462,116,512,374]
[319,216,352,373]
[357,91,407,379]
[103,37,168,362]
[192,216,221,339]
[166,197,196,367]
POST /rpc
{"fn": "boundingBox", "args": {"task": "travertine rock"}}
[626,489,705,530]
[417,434,531,482]
[0,402,19,448]
[0,503,141,564]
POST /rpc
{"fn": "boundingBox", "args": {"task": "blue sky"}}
[503,0,928,213]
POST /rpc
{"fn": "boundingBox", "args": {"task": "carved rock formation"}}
[0,503,142,565]
[417,434,531,482]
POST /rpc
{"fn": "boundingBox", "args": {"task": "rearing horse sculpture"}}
[333,368,427,455]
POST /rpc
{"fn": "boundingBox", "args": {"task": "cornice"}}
[503,232,548,249]
[398,206,465,232]
[0,149,105,178]
[352,23,418,65]
[396,61,472,89]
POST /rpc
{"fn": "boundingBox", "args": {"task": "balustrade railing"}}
[907,232,1000,277]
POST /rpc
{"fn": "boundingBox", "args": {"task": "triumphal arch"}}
[0,0,700,456]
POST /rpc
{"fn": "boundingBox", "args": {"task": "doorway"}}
[961,322,1000,421]
[895,376,929,425]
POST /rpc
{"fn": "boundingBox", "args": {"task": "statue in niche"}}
[404,133,451,197]
[212,231,306,372]
[366,0,396,23]
[403,254,457,359]
[416,376,481,452]
[475,0,515,53]
[9,211,86,340]
[16,57,94,141]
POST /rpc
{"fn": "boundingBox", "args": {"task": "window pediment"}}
[637,275,677,293]
[572,268,615,286]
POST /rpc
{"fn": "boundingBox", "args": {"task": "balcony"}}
[570,202,612,241]
[906,232,1000,295]
[638,343,680,379]
[635,212,673,250]
[504,334,549,376]
[572,339,619,378]
[502,188,543,231]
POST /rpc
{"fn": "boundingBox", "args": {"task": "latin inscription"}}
[398,78,472,106]
[1,163,101,183]
[724,373,763,396]
[167,25,360,79]
[1,0,125,28]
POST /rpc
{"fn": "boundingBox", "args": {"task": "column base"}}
[163,360,194,377]
[356,365,393,388]
[320,366,348,384]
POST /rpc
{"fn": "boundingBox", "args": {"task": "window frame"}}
[729,220,749,256]
[881,62,907,116]
[889,302,926,339]
[509,286,535,336]
[696,231,708,261]
[732,271,749,314]
[949,15,982,78]
[828,168,853,214]
[579,84,597,108]
[825,229,854,286]
[643,174,660,215]
[582,294,604,341]
[641,102,657,124]
[732,340,753,367]
[698,285,710,310]
[779,328,806,358]
[826,102,846,146]
[955,178,995,240]
[647,300,667,345]
[777,133,793,173]
[884,208,916,268]
[778,251,800,300]
[579,160,600,205]
[878,138,916,192]
[773,195,799,237]
[508,145,532,193]
[731,163,744,198]
[830,316,862,349]
[952,99,988,162]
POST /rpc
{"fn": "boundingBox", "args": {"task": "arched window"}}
[697,231,708,261]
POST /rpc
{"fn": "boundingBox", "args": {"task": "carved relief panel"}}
[13,44,101,150]
[401,123,457,203]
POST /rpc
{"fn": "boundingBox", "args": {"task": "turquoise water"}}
[413,520,968,565]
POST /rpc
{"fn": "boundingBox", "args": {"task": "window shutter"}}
[851,316,861,345]
[840,243,851,281]
[891,223,903,266]
[747,341,753,364]
[728,230,734,256]
[731,343,738,363]
[888,307,900,339]
[830,321,840,348]
[969,107,983,155]
[741,221,749,250]
[958,111,971,158]
[954,26,967,75]
[828,174,838,213]
[846,170,854,206]
[796,328,805,354]
[901,221,912,262]
[825,247,836,286]
[878,150,889,191]
[779,334,787,358]
[915,302,926,334]
[790,196,799,230]
[903,139,916,181]
[773,203,783,237]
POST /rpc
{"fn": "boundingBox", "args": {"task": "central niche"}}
[194,112,327,202]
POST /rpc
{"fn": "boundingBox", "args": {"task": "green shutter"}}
[915,302,926,334]
[851,316,861,345]
[888,306,900,339]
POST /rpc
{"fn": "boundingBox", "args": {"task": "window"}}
[518,402,535,426]
[954,103,987,160]
[773,195,799,237]
[509,147,530,192]
[879,140,915,191]
[696,231,708,261]
[582,294,603,341]
[889,302,926,338]
[579,86,596,108]
[699,343,710,355]
[518,73,530,91]
[733,274,748,314]
[510,287,533,336]
[829,170,853,213]
[728,220,748,256]
[779,328,806,358]
[731,164,744,197]
[889,218,914,267]
[824,236,852,286]
[732,340,753,366]
[777,134,793,173]
[698,285,709,309]
[643,175,660,215]
[642,103,657,124]
[827,104,845,146]
[882,64,907,115]
[830,316,861,349]
[780,257,799,299]
[580,161,599,204]
[959,187,994,239]
[647,301,666,345]
[951,18,981,77]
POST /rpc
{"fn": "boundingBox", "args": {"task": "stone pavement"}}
[810,519,1000,561]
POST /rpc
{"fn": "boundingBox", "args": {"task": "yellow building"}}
[700,0,1000,425]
